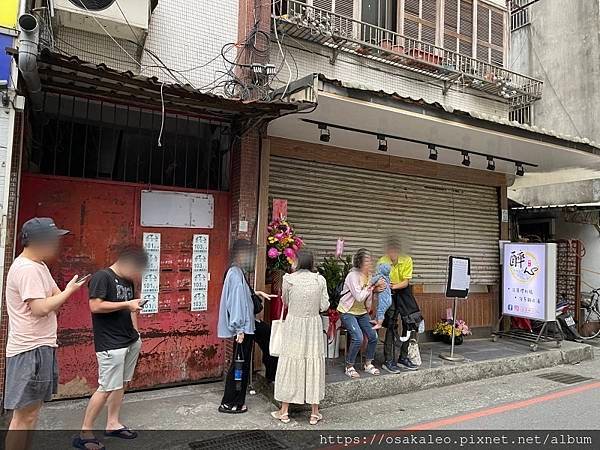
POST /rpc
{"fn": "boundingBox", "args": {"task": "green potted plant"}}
[317,255,352,359]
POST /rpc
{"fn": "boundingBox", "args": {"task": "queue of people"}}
[217,236,420,424]
[3,216,418,445]
[3,218,150,450]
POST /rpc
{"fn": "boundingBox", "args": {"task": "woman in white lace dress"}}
[271,250,330,425]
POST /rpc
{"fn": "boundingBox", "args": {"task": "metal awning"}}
[268,74,600,178]
[32,49,299,122]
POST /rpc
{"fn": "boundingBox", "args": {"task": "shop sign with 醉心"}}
[502,243,557,321]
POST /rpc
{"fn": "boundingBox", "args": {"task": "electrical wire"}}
[78,2,143,69]
[114,0,142,45]
[157,82,165,147]
[272,0,292,99]
[42,0,295,102]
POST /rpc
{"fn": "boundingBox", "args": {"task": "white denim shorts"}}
[96,338,142,392]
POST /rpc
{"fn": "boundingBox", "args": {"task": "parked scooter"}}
[555,300,584,342]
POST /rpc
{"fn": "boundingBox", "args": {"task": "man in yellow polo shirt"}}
[378,238,418,373]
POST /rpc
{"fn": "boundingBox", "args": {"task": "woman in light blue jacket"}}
[217,239,272,414]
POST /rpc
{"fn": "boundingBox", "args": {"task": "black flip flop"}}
[104,427,138,439]
[72,436,105,450]
[218,404,248,414]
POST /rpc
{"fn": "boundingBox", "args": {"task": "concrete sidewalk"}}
[28,339,596,449]
[35,338,593,429]
[259,338,594,408]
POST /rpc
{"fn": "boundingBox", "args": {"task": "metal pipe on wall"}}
[17,13,43,111]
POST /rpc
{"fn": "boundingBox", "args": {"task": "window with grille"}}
[510,0,531,31]
[442,0,473,57]
[476,3,505,66]
[360,0,397,31]
[403,0,437,45]
[509,105,532,125]
[27,93,231,191]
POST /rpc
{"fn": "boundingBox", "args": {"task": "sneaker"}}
[382,360,402,374]
[398,357,418,371]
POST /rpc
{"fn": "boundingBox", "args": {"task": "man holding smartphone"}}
[4,218,87,450]
[74,245,148,450]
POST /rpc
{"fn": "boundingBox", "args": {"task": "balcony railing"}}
[273,0,543,107]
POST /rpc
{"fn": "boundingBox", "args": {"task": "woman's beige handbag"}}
[269,306,286,357]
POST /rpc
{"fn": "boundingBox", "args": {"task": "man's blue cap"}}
[21,217,70,243]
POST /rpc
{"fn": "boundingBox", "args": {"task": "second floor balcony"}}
[273,0,543,108]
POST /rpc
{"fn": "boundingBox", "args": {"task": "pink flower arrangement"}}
[267,218,304,272]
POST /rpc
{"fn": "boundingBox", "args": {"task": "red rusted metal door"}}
[17,174,229,397]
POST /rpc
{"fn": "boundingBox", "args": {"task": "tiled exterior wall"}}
[139,0,239,93]
[53,0,239,94]
[270,39,511,118]
[54,26,141,74]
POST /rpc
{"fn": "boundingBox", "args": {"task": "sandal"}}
[309,413,323,425]
[345,366,360,378]
[72,436,105,450]
[218,404,248,414]
[104,426,138,439]
[271,410,291,424]
[364,364,380,376]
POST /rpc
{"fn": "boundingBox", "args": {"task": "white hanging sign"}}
[191,234,209,311]
[141,232,161,314]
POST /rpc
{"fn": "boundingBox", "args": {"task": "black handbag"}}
[251,291,263,315]
[224,265,264,315]
[244,275,263,315]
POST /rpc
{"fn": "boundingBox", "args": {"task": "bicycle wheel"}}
[579,305,600,340]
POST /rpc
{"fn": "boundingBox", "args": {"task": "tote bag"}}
[269,305,286,357]
[407,338,422,367]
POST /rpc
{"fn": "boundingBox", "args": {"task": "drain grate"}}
[536,371,593,385]
[189,430,288,450]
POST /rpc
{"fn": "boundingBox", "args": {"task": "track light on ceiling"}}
[461,151,471,167]
[304,120,538,173]
[515,163,525,176]
[428,144,438,161]
[377,134,388,152]
[318,123,330,143]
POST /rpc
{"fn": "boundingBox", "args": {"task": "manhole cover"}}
[189,430,288,450]
[537,371,593,385]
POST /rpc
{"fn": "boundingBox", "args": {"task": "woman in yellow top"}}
[378,239,418,373]
[338,249,384,379]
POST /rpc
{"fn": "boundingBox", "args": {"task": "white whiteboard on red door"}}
[141,190,214,228]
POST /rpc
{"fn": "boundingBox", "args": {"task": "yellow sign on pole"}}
[0,0,20,29]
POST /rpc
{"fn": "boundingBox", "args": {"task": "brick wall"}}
[229,131,260,243]
[224,1,270,371]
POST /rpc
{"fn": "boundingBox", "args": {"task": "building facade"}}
[0,0,292,398]
[508,0,600,293]
[2,0,600,399]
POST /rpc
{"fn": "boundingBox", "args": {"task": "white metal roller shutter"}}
[269,155,500,285]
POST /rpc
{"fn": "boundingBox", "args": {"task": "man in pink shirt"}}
[4,218,87,450]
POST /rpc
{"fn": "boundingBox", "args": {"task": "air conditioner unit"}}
[53,0,154,40]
